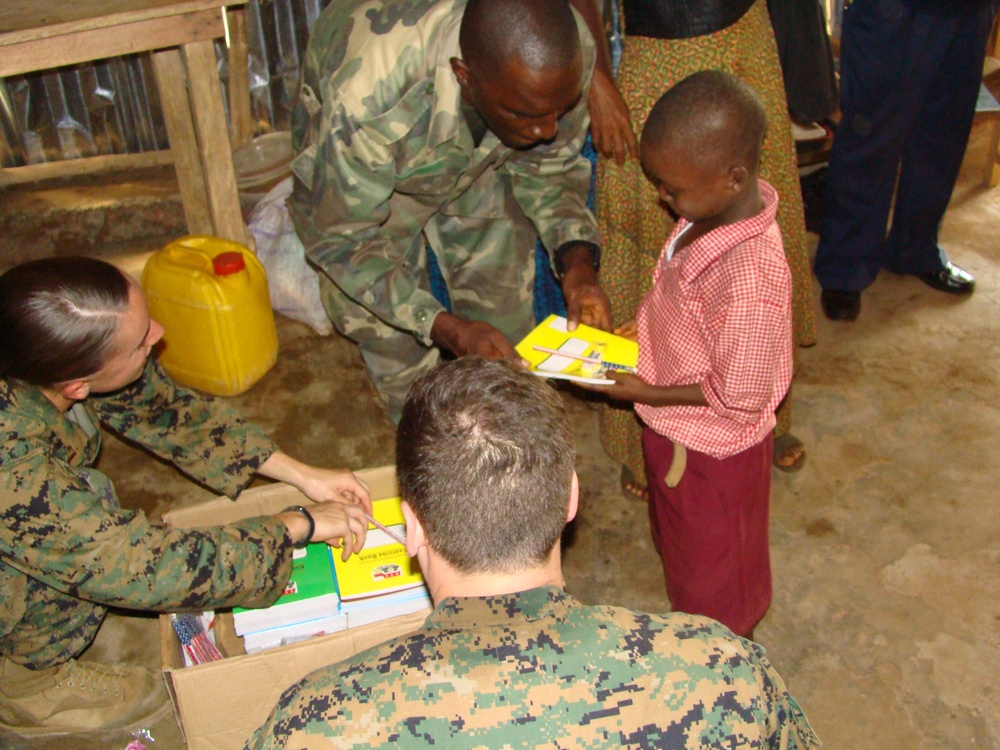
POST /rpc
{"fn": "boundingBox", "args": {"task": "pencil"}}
[531,344,603,365]
[365,514,407,547]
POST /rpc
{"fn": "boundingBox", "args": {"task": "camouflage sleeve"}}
[0,447,293,613]
[505,7,600,261]
[743,640,822,749]
[289,119,445,346]
[289,47,444,346]
[286,1,459,345]
[89,359,279,499]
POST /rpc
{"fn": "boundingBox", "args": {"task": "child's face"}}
[641,140,738,226]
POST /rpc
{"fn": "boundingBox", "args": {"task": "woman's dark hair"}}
[0,257,131,387]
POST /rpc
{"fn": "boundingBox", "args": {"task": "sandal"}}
[620,465,650,501]
[773,433,806,472]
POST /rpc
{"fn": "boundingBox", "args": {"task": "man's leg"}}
[814,0,932,294]
[317,244,440,424]
[884,4,993,277]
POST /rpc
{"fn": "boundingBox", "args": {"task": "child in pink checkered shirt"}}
[582,70,793,638]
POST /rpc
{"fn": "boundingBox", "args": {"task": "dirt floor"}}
[1,119,999,749]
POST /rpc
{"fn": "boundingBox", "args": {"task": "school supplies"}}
[515,314,638,385]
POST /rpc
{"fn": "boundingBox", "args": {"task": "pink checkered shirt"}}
[635,180,793,460]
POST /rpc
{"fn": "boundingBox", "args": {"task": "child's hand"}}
[575,370,650,403]
[577,373,709,409]
[614,320,638,341]
[601,370,654,402]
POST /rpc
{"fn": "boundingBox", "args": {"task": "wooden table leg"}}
[182,37,248,246]
[982,115,1000,189]
[227,6,255,149]
[152,46,214,236]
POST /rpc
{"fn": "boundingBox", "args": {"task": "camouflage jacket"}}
[0,359,293,668]
[246,586,820,749]
[289,0,599,345]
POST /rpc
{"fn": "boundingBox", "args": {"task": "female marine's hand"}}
[293,465,372,516]
[277,502,369,561]
[258,452,373,515]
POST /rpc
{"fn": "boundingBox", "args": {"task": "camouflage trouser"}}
[319,173,539,422]
[0,576,107,669]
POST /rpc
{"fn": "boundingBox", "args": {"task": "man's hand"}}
[558,245,612,332]
[431,312,520,360]
[588,68,637,166]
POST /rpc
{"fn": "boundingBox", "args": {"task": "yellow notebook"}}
[515,314,638,385]
[332,496,425,601]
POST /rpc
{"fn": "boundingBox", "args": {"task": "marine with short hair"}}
[246,357,818,749]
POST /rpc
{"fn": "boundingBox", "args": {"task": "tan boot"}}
[0,657,170,737]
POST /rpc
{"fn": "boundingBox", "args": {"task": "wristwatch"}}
[282,505,315,549]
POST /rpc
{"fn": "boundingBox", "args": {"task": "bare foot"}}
[773,433,806,472]
[620,466,650,501]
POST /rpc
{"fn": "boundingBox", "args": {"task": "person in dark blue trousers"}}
[816,0,994,321]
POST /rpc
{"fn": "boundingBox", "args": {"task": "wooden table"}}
[0,0,250,245]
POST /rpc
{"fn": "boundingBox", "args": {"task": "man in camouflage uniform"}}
[0,257,370,736]
[291,0,611,419]
[246,358,820,750]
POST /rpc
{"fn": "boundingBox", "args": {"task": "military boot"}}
[0,657,170,736]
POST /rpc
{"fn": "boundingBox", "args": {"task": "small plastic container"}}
[142,236,279,396]
[232,132,293,194]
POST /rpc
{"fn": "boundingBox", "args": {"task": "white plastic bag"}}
[247,177,333,335]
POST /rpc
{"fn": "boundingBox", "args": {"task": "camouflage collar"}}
[0,377,63,422]
[427,4,464,148]
[0,377,100,467]
[428,585,571,629]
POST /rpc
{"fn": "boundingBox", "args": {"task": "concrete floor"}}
[1,120,999,749]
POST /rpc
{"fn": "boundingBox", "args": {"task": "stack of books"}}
[232,496,430,653]
[331,497,429,630]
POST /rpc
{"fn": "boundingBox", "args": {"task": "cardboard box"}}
[160,466,430,750]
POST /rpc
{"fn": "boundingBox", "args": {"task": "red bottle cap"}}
[212,251,246,276]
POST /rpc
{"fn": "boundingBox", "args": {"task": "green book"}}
[232,543,341,636]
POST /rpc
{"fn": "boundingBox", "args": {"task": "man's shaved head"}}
[460,0,580,74]
[452,0,583,150]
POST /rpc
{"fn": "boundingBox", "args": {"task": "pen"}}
[531,344,603,365]
[365,514,407,547]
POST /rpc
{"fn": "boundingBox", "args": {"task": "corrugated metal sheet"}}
[0,0,326,168]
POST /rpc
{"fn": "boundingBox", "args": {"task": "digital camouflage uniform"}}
[246,586,820,749]
[290,0,599,418]
[0,360,295,670]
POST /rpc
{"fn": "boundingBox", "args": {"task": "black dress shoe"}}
[821,289,861,321]
[917,262,975,295]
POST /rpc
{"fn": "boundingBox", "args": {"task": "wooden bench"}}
[0,0,253,245]
[975,57,1000,189]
